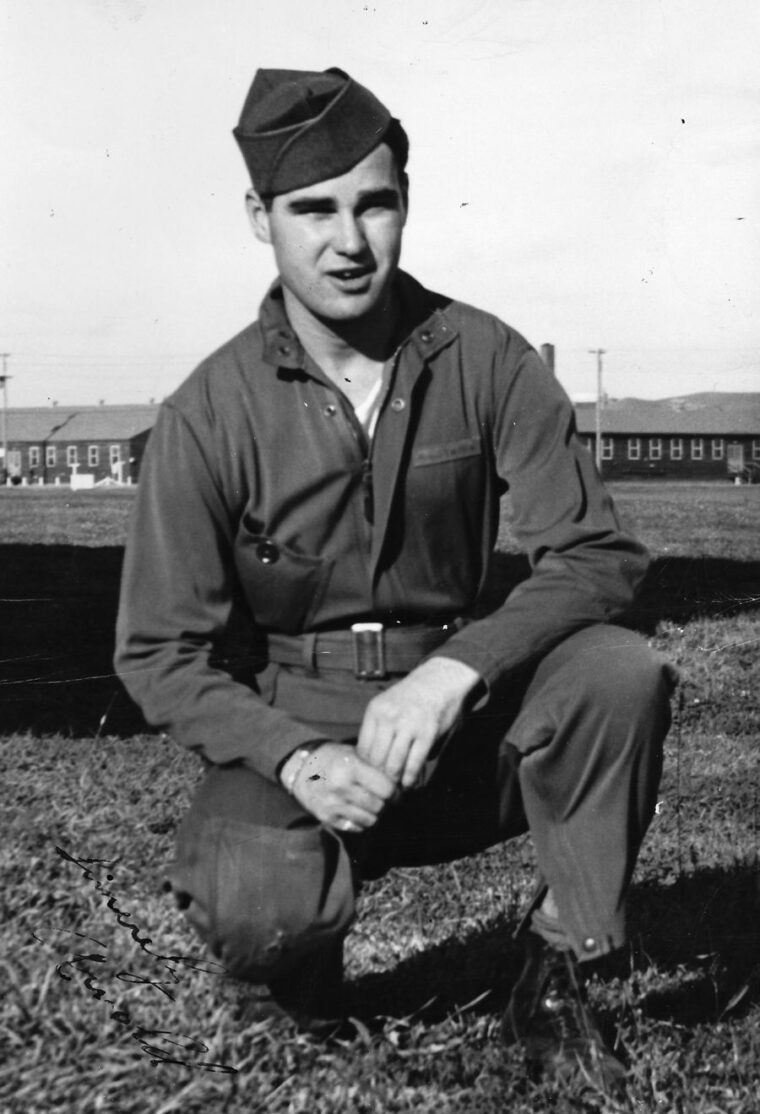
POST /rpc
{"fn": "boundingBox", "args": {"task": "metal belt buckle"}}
[351,622,386,679]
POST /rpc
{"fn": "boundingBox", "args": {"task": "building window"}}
[690,438,704,461]
[670,438,683,460]
[627,437,641,461]
[649,438,662,460]
[88,445,99,467]
[7,450,21,471]
[109,444,121,465]
[29,446,41,467]
[711,438,724,460]
[601,437,614,461]
[66,445,78,466]
[46,445,57,467]
[753,439,760,462]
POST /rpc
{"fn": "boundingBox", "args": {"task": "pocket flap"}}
[412,436,482,467]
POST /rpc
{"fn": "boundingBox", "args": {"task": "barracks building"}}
[1,404,159,486]
[1,393,759,486]
[574,393,760,483]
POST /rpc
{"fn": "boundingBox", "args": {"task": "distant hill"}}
[574,392,760,436]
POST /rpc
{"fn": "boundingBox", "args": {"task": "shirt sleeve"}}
[113,402,326,780]
[430,345,649,692]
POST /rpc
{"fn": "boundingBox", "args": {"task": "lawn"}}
[1,483,759,1113]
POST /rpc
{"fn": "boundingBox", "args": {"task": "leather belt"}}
[266,621,462,680]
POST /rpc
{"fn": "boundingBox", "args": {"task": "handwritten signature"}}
[43,844,237,1074]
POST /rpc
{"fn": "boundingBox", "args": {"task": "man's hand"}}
[282,741,397,832]
[356,657,482,789]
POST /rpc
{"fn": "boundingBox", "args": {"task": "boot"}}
[238,937,346,1039]
[502,931,627,1097]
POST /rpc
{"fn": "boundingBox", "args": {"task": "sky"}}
[1,0,758,406]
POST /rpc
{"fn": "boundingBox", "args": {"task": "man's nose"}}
[333,213,366,255]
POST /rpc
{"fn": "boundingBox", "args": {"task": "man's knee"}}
[219,822,353,982]
[572,625,678,727]
[511,624,677,759]
[168,774,356,983]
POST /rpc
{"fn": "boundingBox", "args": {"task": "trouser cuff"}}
[514,878,623,961]
[530,907,622,962]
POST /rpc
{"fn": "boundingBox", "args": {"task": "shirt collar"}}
[258,271,458,370]
[259,282,304,370]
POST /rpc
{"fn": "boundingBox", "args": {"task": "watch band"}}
[280,740,324,796]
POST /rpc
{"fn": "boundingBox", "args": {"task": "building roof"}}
[574,393,760,436]
[5,405,159,442]
[4,392,759,444]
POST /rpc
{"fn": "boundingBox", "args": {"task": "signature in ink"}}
[54,845,225,976]
[44,845,237,1073]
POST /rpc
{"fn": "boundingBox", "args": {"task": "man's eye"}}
[358,196,399,216]
[289,203,334,217]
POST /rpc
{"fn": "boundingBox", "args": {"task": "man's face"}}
[247,143,408,324]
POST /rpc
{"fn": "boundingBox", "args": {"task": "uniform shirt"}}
[114,271,648,780]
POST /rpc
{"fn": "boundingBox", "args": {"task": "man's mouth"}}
[328,267,374,282]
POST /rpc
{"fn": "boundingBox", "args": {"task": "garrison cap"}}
[233,66,404,196]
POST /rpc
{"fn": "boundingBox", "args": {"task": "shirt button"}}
[582,937,597,953]
[256,541,280,565]
[390,397,406,412]
[420,330,433,343]
[323,403,338,417]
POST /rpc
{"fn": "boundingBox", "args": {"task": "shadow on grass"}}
[1,543,759,737]
[629,863,760,1025]
[347,908,520,1025]
[0,544,146,737]
[348,864,760,1029]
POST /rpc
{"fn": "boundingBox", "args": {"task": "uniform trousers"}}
[167,624,676,984]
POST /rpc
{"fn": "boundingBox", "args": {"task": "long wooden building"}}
[1,393,759,486]
[1,404,159,486]
[575,392,760,482]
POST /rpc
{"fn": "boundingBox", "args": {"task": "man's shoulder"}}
[401,272,534,359]
[449,297,532,351]
[164,318,266,421]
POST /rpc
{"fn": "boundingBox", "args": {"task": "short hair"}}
[384,118,410,178]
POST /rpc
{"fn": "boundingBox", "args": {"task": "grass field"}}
[1,484,759,1113]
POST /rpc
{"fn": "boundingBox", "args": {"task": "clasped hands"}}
[279,657,481,832]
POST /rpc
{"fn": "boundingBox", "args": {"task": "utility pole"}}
[588,348,605,471]
[0,354,10,486]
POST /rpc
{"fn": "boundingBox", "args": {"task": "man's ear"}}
[401,174,410,225]
[396,171,409,227]
[245,189,272,244]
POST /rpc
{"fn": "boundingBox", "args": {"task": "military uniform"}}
[115,271,675,978]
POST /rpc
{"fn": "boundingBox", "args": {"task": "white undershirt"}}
[352,354,397,441]
[353,375,385,439]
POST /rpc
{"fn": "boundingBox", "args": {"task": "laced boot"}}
[502,931,627,1097]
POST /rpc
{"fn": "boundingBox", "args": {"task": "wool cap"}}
[233,66,404,196]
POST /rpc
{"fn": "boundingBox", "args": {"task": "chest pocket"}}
[411,435,482,467]
[234,522,334,633]
[407,433,485,519]
[403,433,487,603]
